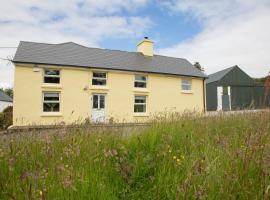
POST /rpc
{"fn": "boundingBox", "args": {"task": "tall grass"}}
[0,112,270,199]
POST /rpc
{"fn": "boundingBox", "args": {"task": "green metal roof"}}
[206,66,235,84]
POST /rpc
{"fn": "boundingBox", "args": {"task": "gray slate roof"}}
[13,41,207,78]
[0,91,12,102]
[206,66,236,84]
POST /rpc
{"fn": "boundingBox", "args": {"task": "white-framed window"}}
[134,75,147,88]
[181,79,192,91]
[43,92,60,112]
[134,96,147,113]
[44,69,60,84]
[92,72,107,85]
[92,94,105,109]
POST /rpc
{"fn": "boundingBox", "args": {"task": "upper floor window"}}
[44,69,60,84]
[92,72,107,86]
[134,75,147,88]
[181,79,192,91]
[134,95,147,113]
[43,92,60,112]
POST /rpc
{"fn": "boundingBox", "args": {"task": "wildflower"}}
[201,159,204,163]
[98,138,102,143]
[39,190,43,196]
[173,156,177,160]
[181,155,185,160]
[177,158,181,162]
[169,149,172,153]
[240,144,245,149]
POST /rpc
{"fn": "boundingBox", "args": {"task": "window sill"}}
[41,112,63,117]
[133,88,149,93]
[90,86,109,91]
[42,84,62,89]
[181,90,193,94]
[133,113,150,117]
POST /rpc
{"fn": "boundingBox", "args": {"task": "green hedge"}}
[0,106,13,130]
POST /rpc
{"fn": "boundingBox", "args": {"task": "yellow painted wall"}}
[13,64,205,126]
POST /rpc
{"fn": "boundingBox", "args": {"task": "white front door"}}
[92,94,106,123]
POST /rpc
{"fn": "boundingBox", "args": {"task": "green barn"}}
[206,66,270,111]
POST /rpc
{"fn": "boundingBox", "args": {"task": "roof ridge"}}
[153,54,189,61]
[209,66,236,76]
[19,41,59,46]
[64,42,139,55]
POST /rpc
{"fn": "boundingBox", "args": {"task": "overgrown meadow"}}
[0,112,270,199]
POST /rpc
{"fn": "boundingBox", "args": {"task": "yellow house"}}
[12,38,207,126]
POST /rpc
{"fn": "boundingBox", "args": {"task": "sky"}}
[0,0,270,88]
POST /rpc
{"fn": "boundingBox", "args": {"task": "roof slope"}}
[13,41,207,78]
[0,91,12,102]
[206,66,235,84]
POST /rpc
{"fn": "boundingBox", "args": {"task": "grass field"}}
[0,112,270,199]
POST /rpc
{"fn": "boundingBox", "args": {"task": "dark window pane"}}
[43,103,60,112]
[182,85,191,90]
[92,79,106,85]
[182,80,190,85]
[44,93,59,101]
[45,69,60,76]
[100,95,105,109]
[44,77,60,83]
[182,80,191,90]
[93,72,106,78]
[223,87,228,95]
[93,95,98,109]
[134,82,146,88]
[135,75,146,81]
[135,96,146,103]
[134,104,146,113]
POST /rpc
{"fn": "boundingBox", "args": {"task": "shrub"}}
[0,106,13,130]
[2,106,12,113]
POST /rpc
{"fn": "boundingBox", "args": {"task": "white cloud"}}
[0,0,151,88]
[158,0,270,77]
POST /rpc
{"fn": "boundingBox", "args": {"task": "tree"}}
[253,77,266,85]
[0,88,13,98]
[194,62,204,71]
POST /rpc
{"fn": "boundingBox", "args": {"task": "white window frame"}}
[92,94,105,110]
[134,75,147,88]
[43,92,60,112]
[134,95,147,113]
[181,79,192,91]
[92,72,107,86]
[44,69,60,84]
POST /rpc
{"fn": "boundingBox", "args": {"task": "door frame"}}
[217,86,231,111]
[91,93,106,123]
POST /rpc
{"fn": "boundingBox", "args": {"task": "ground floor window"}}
[134,95,147,113]
[43,92,60,112]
